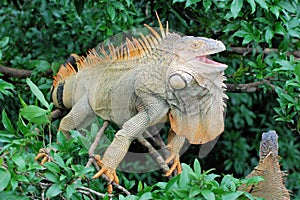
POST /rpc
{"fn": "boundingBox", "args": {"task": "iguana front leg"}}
[93,102,169,193]
[35,95,94,162]
[165,129,186,176]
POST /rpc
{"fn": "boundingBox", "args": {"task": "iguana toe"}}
[35,148,53,165]
[92,155,119,194]
[165,154,182,177]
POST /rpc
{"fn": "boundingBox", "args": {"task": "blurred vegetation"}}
[0,0,299,199]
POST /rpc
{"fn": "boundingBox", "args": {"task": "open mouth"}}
[196,56,227,68]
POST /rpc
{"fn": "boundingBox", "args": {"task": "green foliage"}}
[0,0,299,198]
[119,159,262,200]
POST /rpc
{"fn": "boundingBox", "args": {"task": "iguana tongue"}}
[196,56,227,68]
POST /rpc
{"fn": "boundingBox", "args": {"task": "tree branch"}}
[0,64,32,78]
[86,121,110,167]
[0,64,52,79]
[229,47,300,58]
[226,80,276,93]
[137,136,170,175]
[78,186,113,199]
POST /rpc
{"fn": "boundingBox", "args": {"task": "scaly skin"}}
[239,130,290,200]
[36,14,228,193]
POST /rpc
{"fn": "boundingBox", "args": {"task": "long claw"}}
[41,156,49,165]
[92,155,119,194]
[92,167,107,179]
[35,148,53,165]
[35,153,47,161]
[165,154,182,177]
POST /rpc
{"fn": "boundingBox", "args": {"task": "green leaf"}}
[231,0,243,18]
[201,189,215,200]
[0,79,15,100]
[137,180,143,192]
[20,105,50,125]
[222,191,244,200]
[265,27,274,43]
[12,154,26,169]
[274,23,285,35]
[44,162,61,174]
[242,35,254,44]
[294,63,300,84]
[66,184,77,199]
[203,0,212,11]
[45,172,59,183]
[107,5,116,20]
[275,60,294,71]
[74,0,85,15]
[30,60,51,73]
[140,192,152,200]
[123,176,136,190]
[189,185,201,198]
[46,183,62,198]
[26,78,50,109]
[270,5,281,18]
[1,109,14,134]
[185,0,201,8]
[0,36,9,48]
[254,0,268,10]
[246,0,256,13]
[179,164,193,188]
[165,175,179,191]
[57,131,67,145]
[0,167,11,192]
[172,189,189,198]
[193,159,201,176]
[53,153,65,168]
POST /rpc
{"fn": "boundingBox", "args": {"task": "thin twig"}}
[78,186,113,198]
[77,190,95,200]
[229,47,300,58]
[137,137,170,175]
[144,130,170,159]
[226,80,276,93]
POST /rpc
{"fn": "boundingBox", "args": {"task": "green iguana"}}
[240,130,290,199]
[35,13,228,193]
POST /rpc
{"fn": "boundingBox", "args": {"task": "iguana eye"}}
[169,72,193,90]
[191,41,204,49]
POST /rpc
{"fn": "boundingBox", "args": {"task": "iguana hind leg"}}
[35,95,94,163]
[165,129,186,176]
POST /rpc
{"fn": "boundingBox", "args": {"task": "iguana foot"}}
[34,148,53,165]
[92,155,119,194]
[165,153,182,177]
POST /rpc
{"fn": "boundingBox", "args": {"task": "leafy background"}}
[0,0,299,199]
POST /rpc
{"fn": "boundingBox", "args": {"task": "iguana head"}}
[166,35,227,144]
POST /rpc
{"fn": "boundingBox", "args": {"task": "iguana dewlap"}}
[240,130,290,200]
[41,14,228,192]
